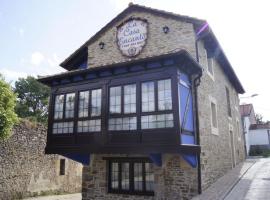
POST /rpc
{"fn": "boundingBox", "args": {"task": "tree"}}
[14,76,50,124]
[0,74,18,139]
[255,113,264,124]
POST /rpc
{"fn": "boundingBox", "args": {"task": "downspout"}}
[194,38,202,194]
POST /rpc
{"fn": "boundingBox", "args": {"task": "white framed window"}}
[236,120,241,141]
[209,96,218,135]
[207,58,214,80]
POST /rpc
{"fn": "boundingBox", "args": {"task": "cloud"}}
[19,28,25,37]
[31,52,44,66]
[47,53,60,67]
[0,68,28,84]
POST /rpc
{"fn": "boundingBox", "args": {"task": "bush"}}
[0,75,18,139]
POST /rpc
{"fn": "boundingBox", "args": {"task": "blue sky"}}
[1,0,270,120]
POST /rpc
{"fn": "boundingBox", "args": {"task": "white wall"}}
[243,116,251,154]
[249,129,270,146]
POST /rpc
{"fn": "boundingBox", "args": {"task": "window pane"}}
[109,117,137,131]
[142,82,155,112]
[141,114,173,129]
[158,79,172,110]
[77,119,101,133]
[124,84,136,114]
[65,93,75,118]
[145,163,154,191]
[226,87,231,117]
[211,102,217,128]
[207,58,213,75]
[110,86,121,114]
[79,91,89,118]
[54,95,64,119]
[111,162,119,189]
[134,163,143,191]
[52,122,73,134]
[121,163,130,190]
[91,89,102,116]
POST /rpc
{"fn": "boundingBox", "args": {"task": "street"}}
[225,158,270,200]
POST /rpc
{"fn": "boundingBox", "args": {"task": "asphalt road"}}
[225,158,270,200]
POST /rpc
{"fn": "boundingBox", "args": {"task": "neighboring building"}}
[0,121,82,200]
[240,104,270,155]
[240,104,256,155]
[38,4,245,199]
[249,124,270,150]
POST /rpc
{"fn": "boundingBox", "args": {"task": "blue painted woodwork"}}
[149,154,162,167]
[179,73,197,168]
[73,75,84,82]
[99,70,113,77]
[146,62,162,68]
[163,58,174,66]
[78,61,87,69]
[60,79,71,84]
[61,154,90,165]
[181,154,197,168]
[129,65,144,72]
[86,73,97,80]
[114,67,128,74]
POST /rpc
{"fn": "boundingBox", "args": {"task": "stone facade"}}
[87,11,196,68]
[0,121,82,200]
[77,6,245,200]
[197,40,245,190]
[82,154,197,200]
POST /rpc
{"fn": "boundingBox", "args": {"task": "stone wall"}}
[82,154,198,200]
[87,11,197,68]
[0,121,82,200]
[197,40,246,190]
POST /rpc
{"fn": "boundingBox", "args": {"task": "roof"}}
[250,123,270,130]
[58,3,245,94]
[38,49,202,85]
[240,104,254,117]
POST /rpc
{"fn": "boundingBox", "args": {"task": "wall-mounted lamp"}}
[163,26,169,34]
[99,42,105,49]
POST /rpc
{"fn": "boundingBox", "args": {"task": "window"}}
[226,87,232,117]
[53,93,75,134]
[207,58,214,77]
[110,86,121,114]
[91,89,102,116]
[77,119,101,133]
[142,82,155,112]
[54,95,64,119]
[77,88,102,133]
[65,93,75,118]
[60,159,65,175]
[210,96,218,135]
[141,79,174,130]
[109,117,137,131]
[109,84,137,131]
[158,79,172,110]
[124,84,136,114]
[141,114,173,129]
[78,91,89,118]
[108,159,154,195]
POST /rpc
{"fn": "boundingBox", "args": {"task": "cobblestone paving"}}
[23,193,81,200]
[192,159,256,200]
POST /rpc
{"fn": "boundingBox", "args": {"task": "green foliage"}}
[0,74,18,139]
[14,76,50,124]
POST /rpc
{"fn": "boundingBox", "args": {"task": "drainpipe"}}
[194,38,202,194]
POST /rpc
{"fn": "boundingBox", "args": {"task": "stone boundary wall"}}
[0,121,82,200]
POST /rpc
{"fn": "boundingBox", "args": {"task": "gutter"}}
[194,35,203,194]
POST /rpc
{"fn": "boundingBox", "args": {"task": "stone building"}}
[0,121,82,200]
[38,4,246,200]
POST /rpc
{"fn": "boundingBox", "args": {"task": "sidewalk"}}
[192,159,257,200]
[23,193,81,200]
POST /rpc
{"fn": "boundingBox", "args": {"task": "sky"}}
[0,0,270,120]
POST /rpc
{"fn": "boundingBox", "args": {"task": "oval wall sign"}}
[117,18,148,57]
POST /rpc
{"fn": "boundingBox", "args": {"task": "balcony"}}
[38,50,202,156]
